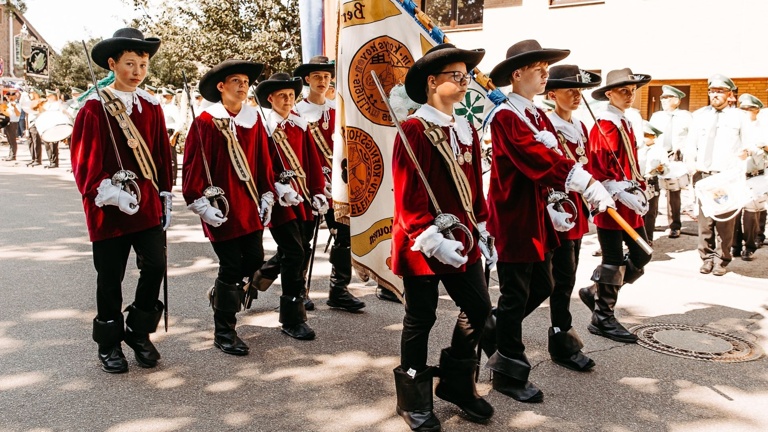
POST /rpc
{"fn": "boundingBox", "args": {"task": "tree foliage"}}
[4,0,27,14]
[47,38,100,94]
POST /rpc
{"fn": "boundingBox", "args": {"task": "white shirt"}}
[685,106,746,173]
[650,108,693,154]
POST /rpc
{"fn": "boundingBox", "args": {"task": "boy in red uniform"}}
[544,64,602,371]
[485,40,614,402]
[579,68,653,343]
[182,60,276,355]
[294,56,365,312]
[253,73,328,340]
[391,43,494,432]
[71,28,173,373]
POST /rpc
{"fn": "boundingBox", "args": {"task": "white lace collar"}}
[204,102,258,129]
[295,98,335,123]
[266,109,307,133]
[411,104,472,147]
[597,104,629,130]
[86,86,158,116]
[548,112,585,145]
[485,92,541,127]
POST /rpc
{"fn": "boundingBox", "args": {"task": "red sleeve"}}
[153,104,173,192]
[304,129,326,196]
[392,120,434,239]
[71,106,110,200]
[181,116,209,204]
[255,116,276,196]
[470,129,489,223]
[588,120,623,182]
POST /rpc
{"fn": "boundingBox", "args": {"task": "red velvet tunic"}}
[588,118,645,230]
[71,95,173,242]
[295,100,335,171]
[487,107,576,263]
[181,105,276,242]
[391,118,488,277]
[267,115,325,228]
[552,120,591,241]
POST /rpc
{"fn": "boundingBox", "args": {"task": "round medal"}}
[579,156,589,164]
[322,121,329,130]
[127,138,139,149]
[119,121,128,129]
[457,153,465,165]
[464,151,472,164]
[575,146,585,156]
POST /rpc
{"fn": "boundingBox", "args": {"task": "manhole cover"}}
[629,323,764,363]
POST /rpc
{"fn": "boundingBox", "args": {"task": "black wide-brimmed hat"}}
[254,72,304,108]
[294,55,336,80]
[199,59,264,103]
[545,65,601,91]
[590,68,652,101]
[489,39,569,87]
[91,28,161,70]
[404,43,485,104]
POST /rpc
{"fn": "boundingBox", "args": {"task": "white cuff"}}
[565,163,592,193]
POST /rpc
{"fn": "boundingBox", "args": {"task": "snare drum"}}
[745,174,768,212]
[658,161,690,191]
[36,110,74,143]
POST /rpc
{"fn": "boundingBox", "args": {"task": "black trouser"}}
[92,225,165,322]
[666,189,682,231]
[495,254,554,359]
[261,220,310,298]
[550,239,581,331]
[759,211,767,243]
[325,208,350,272]
[597,227,652,268]
[210,231,264,285]
[733,210,762,254]
[693,172,736,265]
[44,139,59,166]
[4,122,18,158]
[643,179,660,243]
[401,261,491,371]
[28,125,42,163]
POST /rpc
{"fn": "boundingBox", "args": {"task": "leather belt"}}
[747,169,765,179]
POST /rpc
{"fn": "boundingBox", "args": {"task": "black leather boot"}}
[394,366,442,432]
[548,327,595,372]
[210,279,249,355]
[623,256,645,284]
[376,285,402,303]
[326,244,366,311]
[92,317,128,374]
[486,351,542,402]
[588,271,637,344]
[279,295,316,340]
[478,307,497,360]
[434,349,494,422]
[124,301,163,368]
[578,284,596,312]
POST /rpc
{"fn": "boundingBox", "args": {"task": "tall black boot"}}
[588,264,636,343]
[92,317,128,374]
[434,349,494,422]
[486,351,542,403]
[578,284,596,312]
[210,279,249,355]
[548,327,595,371]
[279,295,315,340]
[393,366,442,432]
[477,307,497,360]
[623,256,645,284]
[326,244,365,311]
[124,301,163,368]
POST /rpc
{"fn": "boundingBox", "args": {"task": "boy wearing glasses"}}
[391,43,494,431]
[485,41,614,403]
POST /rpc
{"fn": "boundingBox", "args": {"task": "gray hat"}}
[661,85,685,98]
[643,121,663,137]
[708,74,735,90]
[71,87,85,95]
[590,68,651,101]
[738,93,764,109]
[144,84,157,92]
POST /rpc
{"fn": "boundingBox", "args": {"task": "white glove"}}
[534,130,560,153]
[160,191,174,231]
[188,196,227,227]
[260,191,275,226]
[312,194,329,215]
[274,182,303,206]
[94,178,139,215]
[324,181,333,199]
[616,191,649,216]
[582,181,615,213]
[477,221,498,268]
[411,225,468,268]
[603,180,634,198]
[546,203,575,232]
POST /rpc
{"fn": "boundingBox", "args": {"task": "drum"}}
[658,161,690,191]
[36,110,74,143]
[744,174,768,212]
[694,169,749,221]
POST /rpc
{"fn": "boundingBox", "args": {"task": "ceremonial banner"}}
[299,0,325,62]
[334,0,489,299]
[26,42,49,79]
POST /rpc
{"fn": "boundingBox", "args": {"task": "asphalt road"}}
[1,145,767,432]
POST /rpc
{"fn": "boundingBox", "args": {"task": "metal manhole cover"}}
[629,323,764,363]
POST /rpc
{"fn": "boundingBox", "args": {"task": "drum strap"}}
[271,128,310,199]
[211,117,261,207]
[308,122,333,166]
[415,117,478,231]
[100,88,159,191]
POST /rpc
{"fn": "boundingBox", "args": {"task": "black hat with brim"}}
[199,59,265,103]
[91,28,161,70]
[254,72,304,109]
[545,65,601,91]
[489,39,569,87]
[404,43,485,104]
[294,55,336,80]
[590,68,652,101]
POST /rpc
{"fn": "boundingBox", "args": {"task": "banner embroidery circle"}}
[346,126,383,216]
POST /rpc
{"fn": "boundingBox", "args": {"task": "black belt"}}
[747,170,765,179]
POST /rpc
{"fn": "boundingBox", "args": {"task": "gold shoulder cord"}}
[415,117,478,231]
[618,124,645,182]
[210,117,261,206]
[307,122,333,166]
[100,88,159,191]
[271,128,311,198]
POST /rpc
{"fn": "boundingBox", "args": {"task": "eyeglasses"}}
[708,88,729,95]
[436,71,471,84]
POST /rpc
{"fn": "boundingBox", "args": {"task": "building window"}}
[421,0,484,29]
[549,0,604,8]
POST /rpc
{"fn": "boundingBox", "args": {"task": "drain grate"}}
[629,323,764,363]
